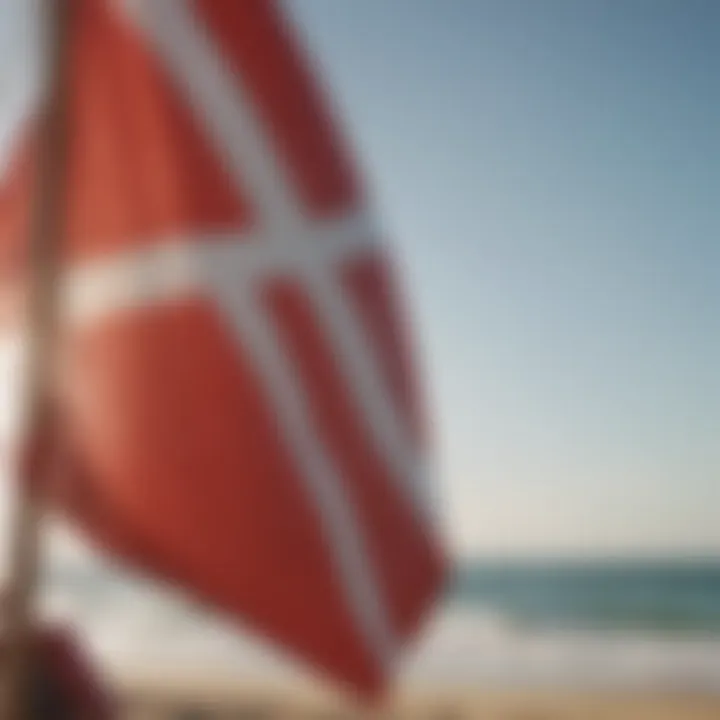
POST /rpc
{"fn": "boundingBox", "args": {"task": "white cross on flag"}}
[0,0,447,697]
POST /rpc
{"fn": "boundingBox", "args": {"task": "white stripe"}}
[66,212,377,324]
[127,0,431,520]
[118,0,400,669]
[212,277,397,670]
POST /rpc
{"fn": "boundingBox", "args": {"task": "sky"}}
[287,0,720,557]
[0,0,718,561]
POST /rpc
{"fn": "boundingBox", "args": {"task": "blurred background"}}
[0,0,719,715]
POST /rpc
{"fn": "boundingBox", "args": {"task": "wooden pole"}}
[3,0,70,717]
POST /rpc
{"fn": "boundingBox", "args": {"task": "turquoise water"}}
[452,559,720,634]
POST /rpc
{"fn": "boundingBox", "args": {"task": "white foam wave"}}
[405,605,720,692]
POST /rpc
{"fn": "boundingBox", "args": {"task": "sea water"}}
[454,560,720,634]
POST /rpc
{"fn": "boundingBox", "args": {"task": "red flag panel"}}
[0,0,448,697]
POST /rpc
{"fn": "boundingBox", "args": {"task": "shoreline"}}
[117,678,720,719]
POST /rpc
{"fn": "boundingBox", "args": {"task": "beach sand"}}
[117,680,720,719]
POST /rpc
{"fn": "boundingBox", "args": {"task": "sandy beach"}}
[117,679,720,719]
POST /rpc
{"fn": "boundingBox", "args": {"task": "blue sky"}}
[288,0,720,556]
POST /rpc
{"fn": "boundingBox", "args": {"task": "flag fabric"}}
[0,0,447,697]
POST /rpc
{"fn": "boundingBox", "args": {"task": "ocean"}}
[454,559,720,634]
[39,558,720,692]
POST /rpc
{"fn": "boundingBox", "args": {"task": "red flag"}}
[0,0,447,697]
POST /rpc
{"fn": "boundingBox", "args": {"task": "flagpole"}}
[4,0,70,716]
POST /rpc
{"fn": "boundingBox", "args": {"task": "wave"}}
[404,604,720,691]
